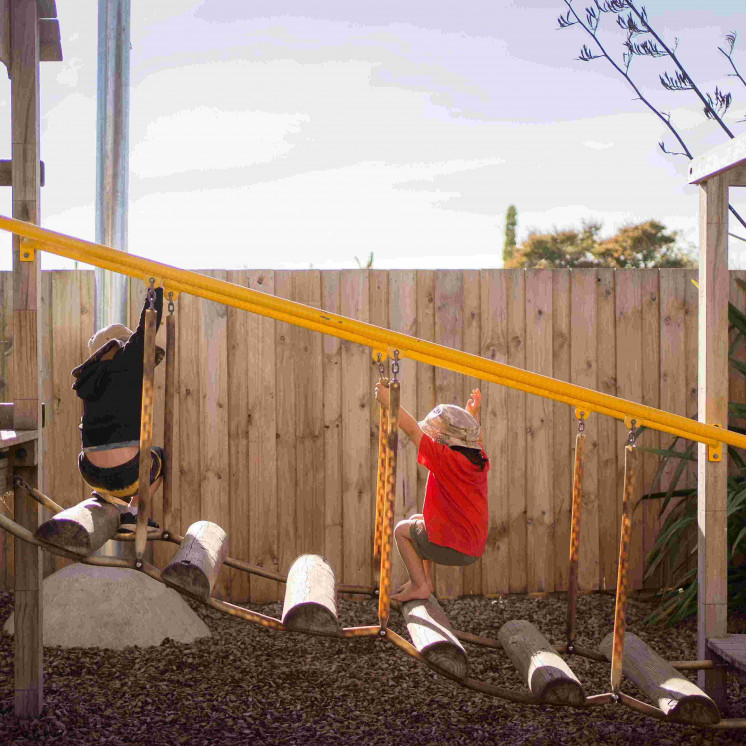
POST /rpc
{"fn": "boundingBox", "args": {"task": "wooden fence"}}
[1,268,745,603]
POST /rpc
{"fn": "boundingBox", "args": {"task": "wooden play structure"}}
[1,0,746,731]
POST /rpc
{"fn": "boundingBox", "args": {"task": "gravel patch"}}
[1,590,744,745]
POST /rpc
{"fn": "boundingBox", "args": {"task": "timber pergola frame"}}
[688,134,746,710]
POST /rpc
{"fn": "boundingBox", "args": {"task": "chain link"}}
[628,419,637,445]
[391,350,400,381]
[376,352,385,378]
[168,291,175,315]
[577,412,585,433]
[147,277,156,310]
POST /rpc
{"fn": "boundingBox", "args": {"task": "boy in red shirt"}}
[374,385,489,602]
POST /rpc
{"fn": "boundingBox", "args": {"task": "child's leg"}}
[391,519,432,602]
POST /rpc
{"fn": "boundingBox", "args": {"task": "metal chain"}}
[168,291,175,315]
[628,419,637,445]
[577,412,585,434]
[391,350,400,381]
[377,352,385,379]
[147,277,156,310]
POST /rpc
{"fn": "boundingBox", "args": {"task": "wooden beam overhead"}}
[39,18,62,62]
[0,0,9,72]
[0,160,46,187]
[689,134,746,184]
[37,0,57,19]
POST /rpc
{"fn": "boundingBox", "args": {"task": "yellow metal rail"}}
[2,213,744,451]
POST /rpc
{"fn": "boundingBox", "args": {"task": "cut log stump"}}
[162,521,229,601]
[498,620,586,705]
[34,496,120,556]
[282,554,339,636]
[401,595,468,679]
[600,632,720,725]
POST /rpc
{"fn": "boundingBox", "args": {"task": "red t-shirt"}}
[418,434,489,557]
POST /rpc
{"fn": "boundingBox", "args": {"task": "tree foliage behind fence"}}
[1,268,745,603]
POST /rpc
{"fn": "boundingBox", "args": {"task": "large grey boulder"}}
[3,563,210,649]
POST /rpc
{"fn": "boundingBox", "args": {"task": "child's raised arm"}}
[466,388,481,423]
[375,382,423,449]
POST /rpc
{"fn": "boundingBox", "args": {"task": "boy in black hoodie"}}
[72,287,165,532]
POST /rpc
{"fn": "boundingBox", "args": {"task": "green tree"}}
[503,205,518,265]
[506,219,694,269]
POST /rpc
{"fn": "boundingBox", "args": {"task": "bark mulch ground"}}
[1,589,745,745]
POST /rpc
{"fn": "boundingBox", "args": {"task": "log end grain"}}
[282,555,339,637]
[401,596,468,680]
[34,496,120,556]
[499,620,585,705]
[162,521,230,602]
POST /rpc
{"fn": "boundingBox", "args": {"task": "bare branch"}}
[658,141,689,158]
[719,31,746,90]
[627,1,736,136]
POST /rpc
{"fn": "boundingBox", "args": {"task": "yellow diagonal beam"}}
[2,213,744,450]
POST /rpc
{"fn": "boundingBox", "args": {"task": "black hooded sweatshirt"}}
[72,288,163,449]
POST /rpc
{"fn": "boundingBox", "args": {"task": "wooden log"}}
[600,632,720,725]
[34,496,119,556]
[401,595,468,679]
[498,620,585,705]
[161,521,229,601]
[282,554,339,636]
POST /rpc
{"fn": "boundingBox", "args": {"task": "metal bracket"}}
[19,239,34,262]
[708,424,723,463]
[574,408,590,421]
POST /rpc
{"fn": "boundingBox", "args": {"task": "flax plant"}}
[638,280,746,624]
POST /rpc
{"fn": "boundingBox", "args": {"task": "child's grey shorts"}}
[409,520,479,567]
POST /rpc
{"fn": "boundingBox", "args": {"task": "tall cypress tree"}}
[503,205,517,265]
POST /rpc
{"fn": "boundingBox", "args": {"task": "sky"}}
[1,0,746,270]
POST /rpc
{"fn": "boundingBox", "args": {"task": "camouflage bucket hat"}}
[418,404,481,449]
[87,324,165,366]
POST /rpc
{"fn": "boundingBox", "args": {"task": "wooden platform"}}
[0,429,40,449]
[708,635,746,680]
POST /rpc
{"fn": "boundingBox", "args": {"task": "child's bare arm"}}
[375,382,423,449]
[466,388,482,423]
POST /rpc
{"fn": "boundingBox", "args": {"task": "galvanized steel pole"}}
[95,0,130,328]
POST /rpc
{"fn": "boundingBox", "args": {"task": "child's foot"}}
[117,512,160,534]
[392,582,432,603]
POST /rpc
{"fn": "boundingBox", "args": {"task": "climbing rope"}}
[135,279,159,564]
[566,410,587,652]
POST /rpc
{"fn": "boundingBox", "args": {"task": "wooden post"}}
[10,0,43,718]
[698,173,729,708]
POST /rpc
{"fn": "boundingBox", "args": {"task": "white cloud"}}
[583,140,613,150]
[130,106,310,177]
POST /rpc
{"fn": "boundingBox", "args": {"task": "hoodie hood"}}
[71,339,123,401]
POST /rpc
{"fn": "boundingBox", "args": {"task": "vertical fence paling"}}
[0,268,731,602]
